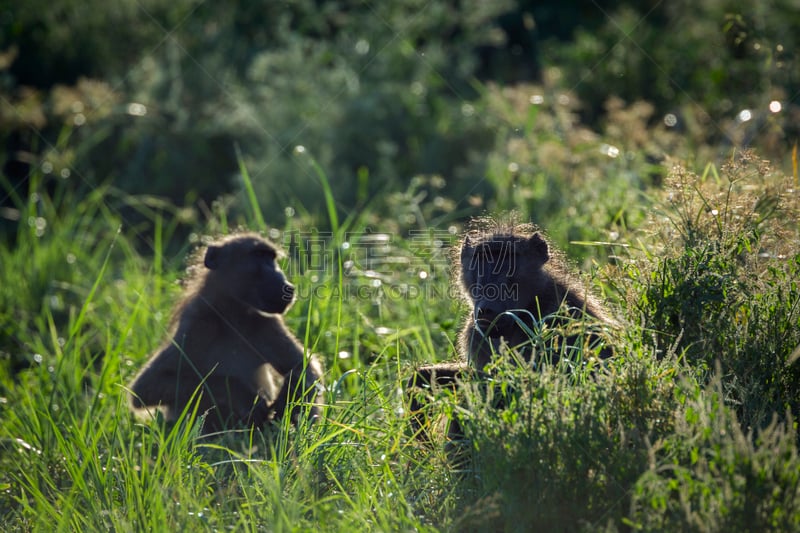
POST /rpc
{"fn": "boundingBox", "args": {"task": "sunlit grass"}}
[1,149,799,531]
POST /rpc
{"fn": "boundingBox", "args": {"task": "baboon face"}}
[460,232,549,336]
[204,235,295,314]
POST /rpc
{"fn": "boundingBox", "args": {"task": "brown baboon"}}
[458,219,614,370]
[128,232,323,432]
[406,218,614,442]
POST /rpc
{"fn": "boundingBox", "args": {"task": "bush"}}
[631,151,800,430]
[477,81,680,264]
[543,0,800,159]
[447,353,674,531]
[1,1,513,231]
[629,375,800,532]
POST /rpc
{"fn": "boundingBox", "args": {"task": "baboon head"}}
[202,234,295,314]
[459,230,549,337]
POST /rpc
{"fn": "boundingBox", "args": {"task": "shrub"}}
[436,345,679,531]
[543,1,800,160]
[631,150,800,430]
[1,1,512,231]
[478,81,680,264]
[629,375,800,532]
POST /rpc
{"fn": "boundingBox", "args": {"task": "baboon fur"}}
[128,232,323,432]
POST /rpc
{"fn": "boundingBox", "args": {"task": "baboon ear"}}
[204,245,221,270]
[527,233,549,262]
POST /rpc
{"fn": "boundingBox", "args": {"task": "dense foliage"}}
[2,1,797,227]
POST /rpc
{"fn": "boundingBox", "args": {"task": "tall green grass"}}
[1,149,799,531]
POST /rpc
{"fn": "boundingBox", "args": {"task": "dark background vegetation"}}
[2,0,797,236]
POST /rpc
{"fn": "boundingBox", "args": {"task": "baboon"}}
[458,220,614,370]
[406,218,614,441]
[128,232,323,432]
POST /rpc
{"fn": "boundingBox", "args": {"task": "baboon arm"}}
[265,335,306,375]
[267,356,324,422]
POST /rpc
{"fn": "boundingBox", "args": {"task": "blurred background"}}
[1,0,798,245]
